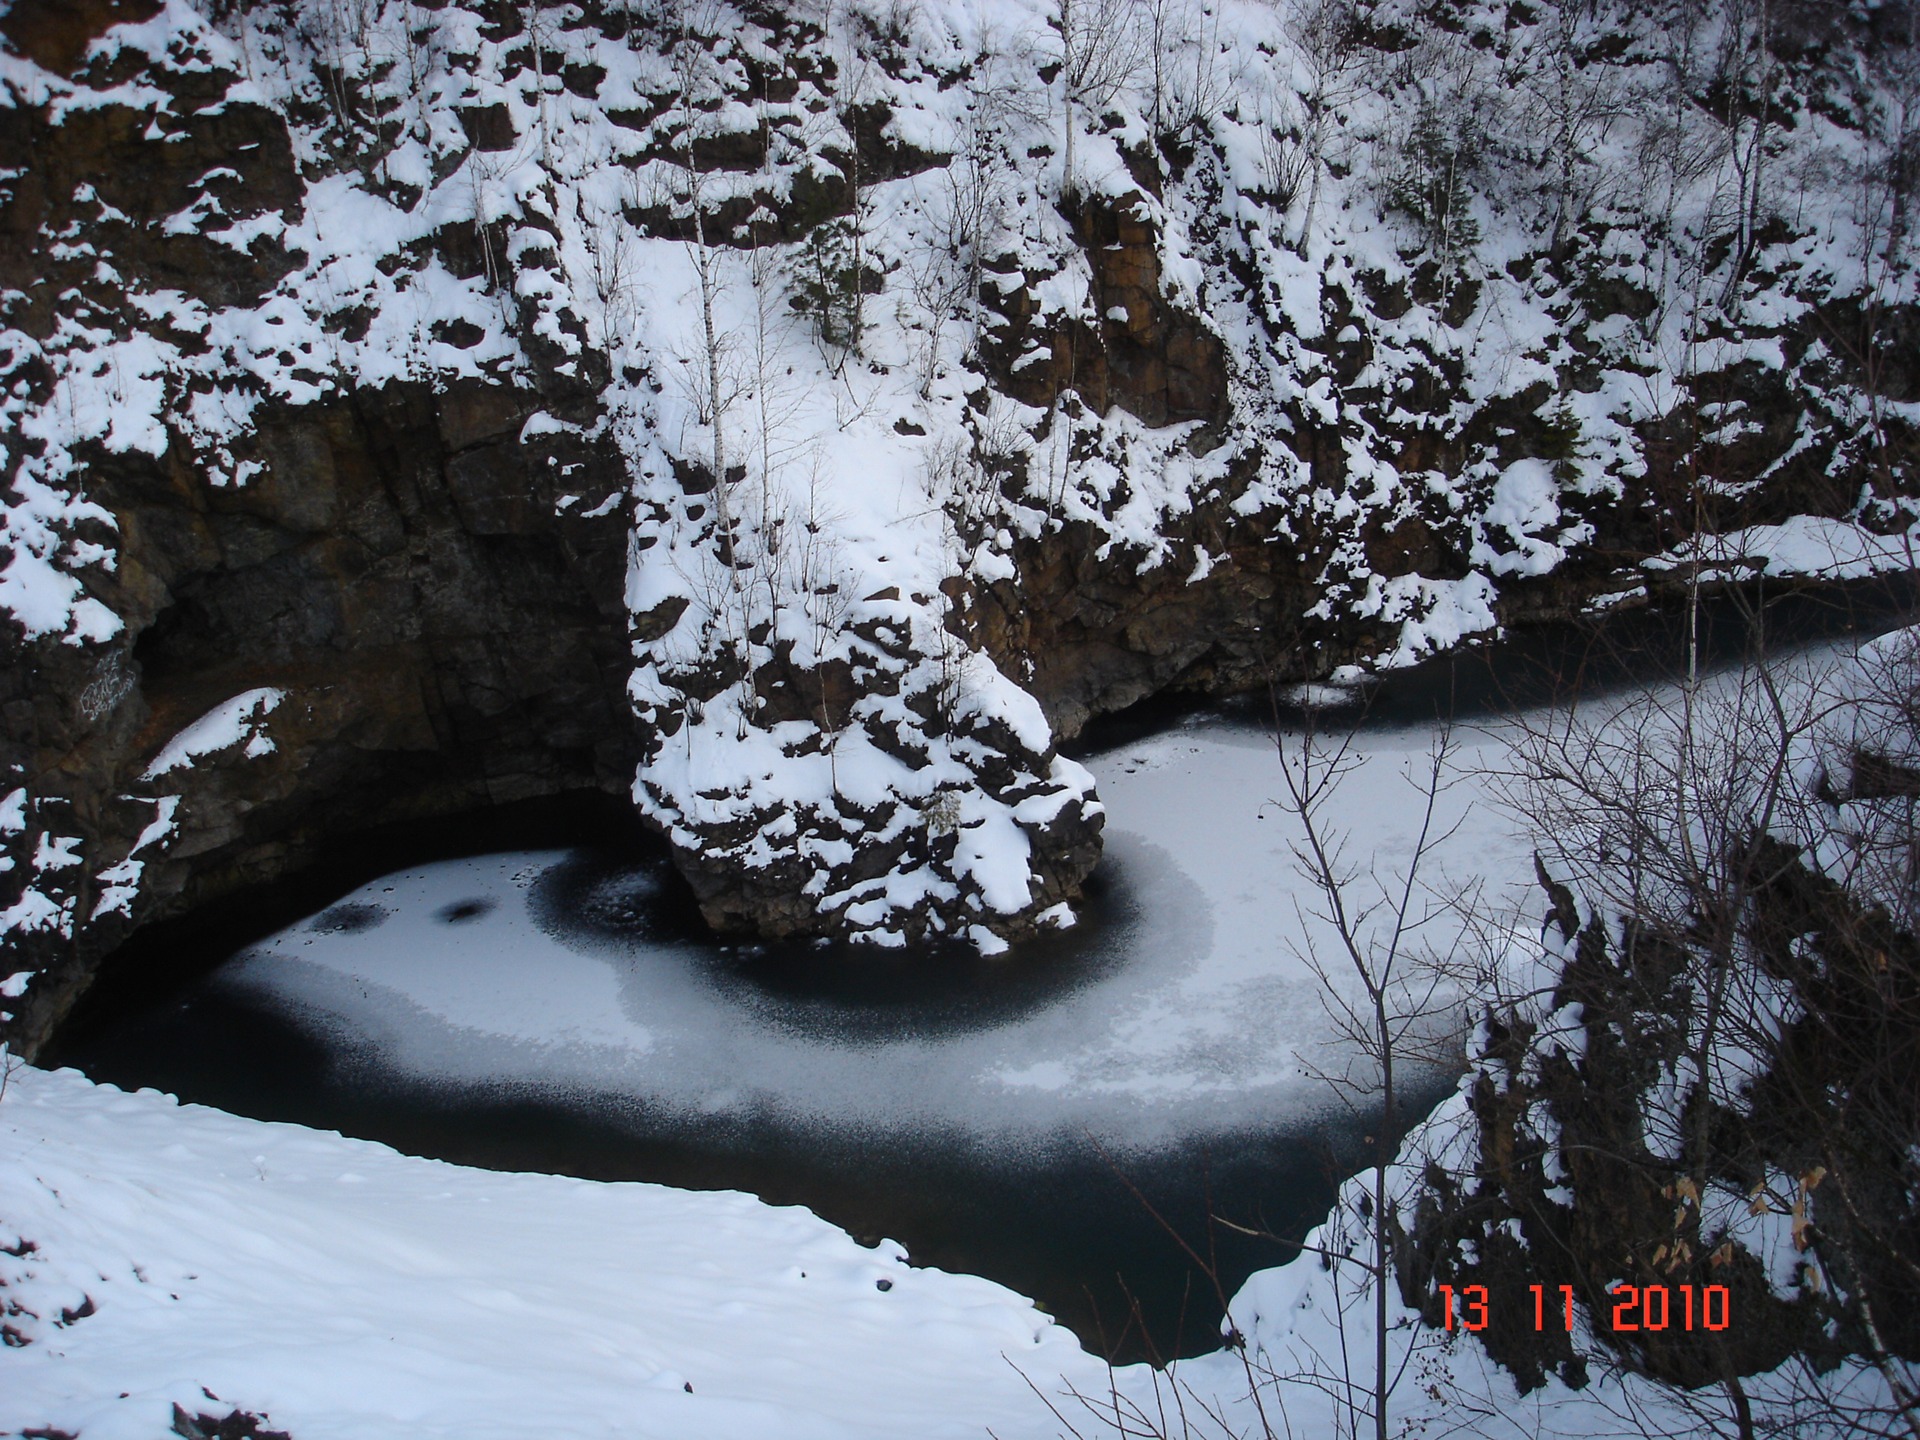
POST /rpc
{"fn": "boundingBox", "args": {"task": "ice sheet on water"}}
[220,715,1532,1158]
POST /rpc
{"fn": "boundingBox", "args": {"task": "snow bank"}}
[0,1062,1104,1440]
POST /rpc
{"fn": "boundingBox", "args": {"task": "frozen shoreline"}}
[4,634,1896,1438]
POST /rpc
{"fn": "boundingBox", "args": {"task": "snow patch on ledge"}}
[142,689,285,779]
[1641,516,1920,582]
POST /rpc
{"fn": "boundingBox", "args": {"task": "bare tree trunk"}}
[1274,709,1464,1440]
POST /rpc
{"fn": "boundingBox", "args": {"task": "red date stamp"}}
[1436,1283,1732,1333]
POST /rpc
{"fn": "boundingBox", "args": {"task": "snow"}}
[0,887,69,938]
[0,1064,1106,1440]
[1123,1089,1892,1440]
[6,640,1910,1437]
[90,796,181,922]
[1641,515,1920,582]
[3,0,1916,1429]
[141,689,286,779]
[3,1032,1888,1440]
[10,0,1909,958]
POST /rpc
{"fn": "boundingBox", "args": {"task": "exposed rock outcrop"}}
[0,373,641,1056]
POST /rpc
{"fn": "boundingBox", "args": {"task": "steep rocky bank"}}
[2,0,1915,1054]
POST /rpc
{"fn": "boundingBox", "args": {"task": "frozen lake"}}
[54,701,1522,1358]
[176,716,1506,1153]
[58,595,1890,1358]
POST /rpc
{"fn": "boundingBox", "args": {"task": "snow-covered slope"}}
[0,1062,1110,1440]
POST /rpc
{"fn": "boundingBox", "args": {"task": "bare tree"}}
[1482,593,1920,1440]
[668,9,736,490]
[654,2,759,729]
[795,452,853,789]
[1139,0,1227,150]
[578,193,640,359]
[522,0,555,179]
[1275,0,1362,253]
[1018,700,1484,1440]
[1054,0,1145,200]
[1813,2,1920,516]
[1270,707,1475,1440]
[901,82,1012,398]
[1712,0,1780,313]
[1512,2,1639,261]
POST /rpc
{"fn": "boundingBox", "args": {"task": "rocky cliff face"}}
[1,0,1914,1054]
[0,371,643,1053]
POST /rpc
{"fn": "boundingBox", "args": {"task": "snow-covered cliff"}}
[2,0,1914,1048]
